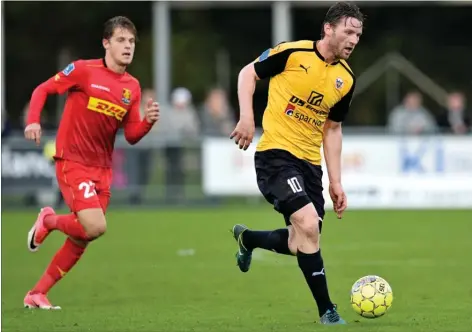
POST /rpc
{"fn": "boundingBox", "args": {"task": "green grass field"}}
[2,207,471,332]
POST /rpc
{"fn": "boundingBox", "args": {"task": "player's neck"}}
[316,40,338,64]
[103,55,127,74]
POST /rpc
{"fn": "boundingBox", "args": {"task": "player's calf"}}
[240,227,293,256]
[289,203,336,318]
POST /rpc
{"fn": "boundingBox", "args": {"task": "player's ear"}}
[323,23,332,37]
[102,38,110,50]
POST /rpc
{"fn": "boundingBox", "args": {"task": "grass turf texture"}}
[2,208,471,332]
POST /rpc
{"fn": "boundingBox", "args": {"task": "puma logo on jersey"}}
[300,64,311,73]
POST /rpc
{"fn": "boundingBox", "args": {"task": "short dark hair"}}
[321,2,365,38]
[103,16,138,40]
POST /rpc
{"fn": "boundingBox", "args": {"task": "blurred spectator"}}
[387,91,437,135]
[158,87,200,140]
[159,87,200,201]
[436,92,470,134]
[200,87,235,137]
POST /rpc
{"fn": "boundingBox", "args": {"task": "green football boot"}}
[231,224,252,273]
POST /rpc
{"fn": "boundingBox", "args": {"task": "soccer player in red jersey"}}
[23,16,159,309]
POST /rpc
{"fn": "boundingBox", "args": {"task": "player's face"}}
[103,27,136,66]
[329,17,363,60]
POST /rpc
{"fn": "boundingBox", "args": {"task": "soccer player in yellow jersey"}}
[230,2,364,325]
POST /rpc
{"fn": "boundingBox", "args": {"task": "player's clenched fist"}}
[230,117,255,151]
[144,98,160,124]
[24,123,42,145]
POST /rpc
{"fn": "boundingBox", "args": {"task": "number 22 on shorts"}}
[79,181,97,198]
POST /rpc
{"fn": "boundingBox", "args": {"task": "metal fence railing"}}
[2,130,472,210]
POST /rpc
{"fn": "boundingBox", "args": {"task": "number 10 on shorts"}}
[287,177,303,193]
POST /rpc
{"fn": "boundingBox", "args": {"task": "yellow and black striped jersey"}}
[254,40,356,165]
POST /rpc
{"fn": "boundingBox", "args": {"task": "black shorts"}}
[255,149,325,227]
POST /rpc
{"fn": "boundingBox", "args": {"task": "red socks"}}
[31,238,85,294]
[31,213,89,294]
[45,214,88,241]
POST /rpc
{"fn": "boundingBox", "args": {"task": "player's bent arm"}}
[238,47,291,120]
[237,61,260,121]
[123,93,154,145]
[323,120,343,185]
[26,83,53,125]
[27,61,86,125]
[124,120,153,145]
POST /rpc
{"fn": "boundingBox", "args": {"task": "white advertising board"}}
[202,135,472,209]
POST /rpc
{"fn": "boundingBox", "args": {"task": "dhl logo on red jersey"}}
[86,97,127,121]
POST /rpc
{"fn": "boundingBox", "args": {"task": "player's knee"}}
[85,223,107,240]
[77,208,107,241]
[299,220,319,243]
[290,205,320,243]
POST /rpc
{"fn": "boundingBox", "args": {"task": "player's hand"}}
[24,123,42,146]
[230,117,255,150]
[144,98,160,124]
[329,182,347,219]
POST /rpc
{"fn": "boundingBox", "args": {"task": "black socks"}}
[241,228,334,316]
[242,229,292,256]
[297,250,334,316]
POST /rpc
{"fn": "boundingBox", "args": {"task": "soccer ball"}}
[350,275,393,318]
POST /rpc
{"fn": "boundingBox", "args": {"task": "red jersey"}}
[27,58,153,167]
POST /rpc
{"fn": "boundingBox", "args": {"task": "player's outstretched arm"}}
[25,61,86,145]
[123,94,157,145]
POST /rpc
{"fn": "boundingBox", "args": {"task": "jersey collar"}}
[313,41,340,66]
[102,57,126,77]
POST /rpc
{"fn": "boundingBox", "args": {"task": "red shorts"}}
[56,159,112,213]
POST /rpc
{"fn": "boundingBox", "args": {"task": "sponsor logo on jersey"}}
[87,97,127,121]
[284,104,295,116]
[293,112,324,127]
[122,88,131,105]
[284,105,324,127]
[288,95,328,115]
